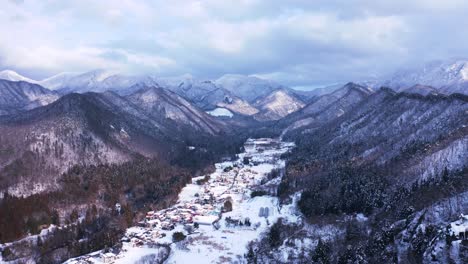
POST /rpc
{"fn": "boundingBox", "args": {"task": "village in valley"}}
[66,138,300,264]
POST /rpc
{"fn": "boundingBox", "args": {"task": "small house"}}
[101,252,116,263]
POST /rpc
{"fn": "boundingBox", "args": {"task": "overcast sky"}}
[1,0,468,88]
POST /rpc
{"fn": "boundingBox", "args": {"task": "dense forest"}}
[245,163,467,263]
[0,157,190,261]
[243,91,468,263]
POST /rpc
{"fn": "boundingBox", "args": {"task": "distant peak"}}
[84,69,119,80]
[342,82,374,95]
[0,69,18,74]
[344,81,359,87]
[408,84,436,89]
[0,69,36,83]
[42,71,79,79]
[129,83,164,93]
[378,86,397,95]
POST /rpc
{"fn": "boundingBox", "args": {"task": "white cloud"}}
[0,0,467,86]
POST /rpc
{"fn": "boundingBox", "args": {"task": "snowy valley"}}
[62,138,298,264]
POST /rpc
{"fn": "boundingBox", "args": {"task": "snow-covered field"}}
[206,107,234,118]
[65,138,297,264]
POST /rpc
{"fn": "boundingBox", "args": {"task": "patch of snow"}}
[206,107,234,118]
[449,214,468,236]
[356,213,368,222]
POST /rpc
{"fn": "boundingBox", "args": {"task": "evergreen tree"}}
[311,239,331,264]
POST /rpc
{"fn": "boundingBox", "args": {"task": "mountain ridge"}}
[0,80,59,116]
[366,58,468,94]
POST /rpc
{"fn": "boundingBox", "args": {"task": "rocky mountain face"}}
[371,58,468,95]
[0,80,59,115]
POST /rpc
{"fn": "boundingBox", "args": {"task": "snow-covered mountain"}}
[0,70,157,93]
[401,84,439,96]
[373,58,468,94]
[153,75,229,110]
[48,70,159,94]
[0,70,37,83]
[279,82,374,135]
[0,70,312,119]
[0,79,59,115]
[127,86,225,135]
[38,72,81,90]
[0,86,229,197]
[30,71,209,95]
[1,62,467,264]
[253,89,305,121]
[263,87,468,264]
[215,74,285,102]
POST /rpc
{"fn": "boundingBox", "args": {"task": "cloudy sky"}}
[1,0,468,88]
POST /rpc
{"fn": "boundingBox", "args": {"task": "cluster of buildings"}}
[122,142,284,248]
[143,202,222,229]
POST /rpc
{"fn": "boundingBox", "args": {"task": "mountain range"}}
[0,80,59,115]
[366,58,468,95]
[278,82,373,136]
[257,85,468,263]
[0,58,467,263]
[0,70,310,121]
[0,86,228,197]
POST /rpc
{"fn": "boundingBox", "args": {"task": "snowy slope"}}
[127,86,225,135]
[375,58,468,94]
[0,79,59,115]
[0,70,37,83]
[38,72,81,90]
[401,84,439,96]
[154,75,263,115]
[253,89,305,121]
[215,74,284,102]
[0,70,313,119]
[52,70,151,93]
